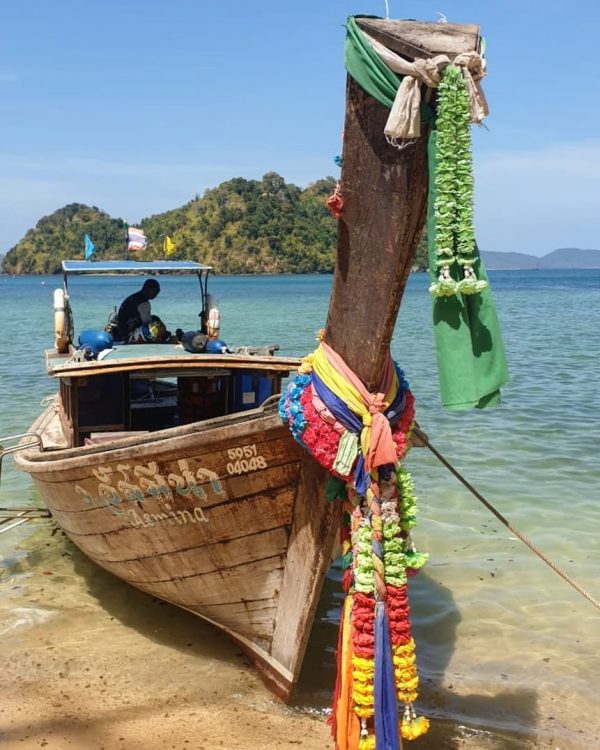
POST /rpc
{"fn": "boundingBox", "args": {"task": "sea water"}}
[0,270,599,748]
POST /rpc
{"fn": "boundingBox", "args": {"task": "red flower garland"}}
[299,384,415,478]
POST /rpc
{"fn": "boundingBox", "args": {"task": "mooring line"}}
[412,425,600,612]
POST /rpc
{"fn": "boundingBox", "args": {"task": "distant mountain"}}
[3,179,594,275]
[539,248,600,269]
[482,247,600,270]
[481,251,539,270]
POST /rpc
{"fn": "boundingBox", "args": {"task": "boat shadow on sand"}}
[296,566,539,750]
[61,531,256,670]
[9,528,539,749]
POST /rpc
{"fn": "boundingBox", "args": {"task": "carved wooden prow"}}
[324,18,481,391]
[270,18,482,701]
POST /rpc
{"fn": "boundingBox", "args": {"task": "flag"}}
[84,233,95,259]
[164,235,175,256]
[127,227,147,252]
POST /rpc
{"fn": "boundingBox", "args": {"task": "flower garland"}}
[430,65,487,298]
[280,343,429,748]
[327,147,345,219]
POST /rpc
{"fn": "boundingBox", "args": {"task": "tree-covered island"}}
[1,173,428,275]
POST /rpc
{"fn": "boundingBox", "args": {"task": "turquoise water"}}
[1,270,599,748]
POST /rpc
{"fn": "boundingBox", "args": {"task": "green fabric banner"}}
[345,15,398,108]
[345,16,434,124]
[344,16,509,409]
[426,131,509,409]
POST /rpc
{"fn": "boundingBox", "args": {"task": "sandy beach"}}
[0,526,330,750]
[1,524,597,750]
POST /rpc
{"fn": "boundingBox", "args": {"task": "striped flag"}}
[127,227,148,252]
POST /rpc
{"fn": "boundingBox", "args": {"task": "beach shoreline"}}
[1,527,596,750]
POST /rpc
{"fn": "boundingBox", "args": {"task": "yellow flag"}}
[164,235,175,256]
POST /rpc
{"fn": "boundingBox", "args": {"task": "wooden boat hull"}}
[15,404,339,700]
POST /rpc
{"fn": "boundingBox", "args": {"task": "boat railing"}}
[258,393,282,410]
[0,432,51,534]
[0,432,44,490]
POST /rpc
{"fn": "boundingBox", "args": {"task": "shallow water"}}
[1,270,599,748]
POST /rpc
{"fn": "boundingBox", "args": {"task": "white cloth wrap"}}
[363,32,489,141]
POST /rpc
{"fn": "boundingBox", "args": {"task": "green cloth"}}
[345,16,399,108]
[344,15,509,410]
[427,131,509,409]
[344,16,435,124]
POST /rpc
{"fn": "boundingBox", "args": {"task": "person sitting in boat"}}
[115,279,161,341]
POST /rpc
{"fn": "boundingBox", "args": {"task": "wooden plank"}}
[355,18,480,59]
[70,527,290,583]
[197,602,279,650]
[45,485,296,559]
[325,75,430,389]
[21,406,296,469]
[270,455,341,685]
[38,431,301,511]
[50,353,301,379]
[132,556,284,610]
[44,458,300,517]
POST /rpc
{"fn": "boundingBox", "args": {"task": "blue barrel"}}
[205,339,228,354]
[78,329,114,356]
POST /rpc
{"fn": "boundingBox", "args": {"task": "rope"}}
[412,424,600,612]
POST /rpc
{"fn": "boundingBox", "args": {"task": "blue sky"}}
[1,0,598,256]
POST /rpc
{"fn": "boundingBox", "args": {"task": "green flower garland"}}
[430,65,487,297]
[396,468,429,572]
[354,521,376,593]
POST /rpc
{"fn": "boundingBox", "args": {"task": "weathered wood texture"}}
[325,76,430,389]
[355,18,480,59]
[270,454,341,686]
[48,352,301,379]
[16,404,334,699]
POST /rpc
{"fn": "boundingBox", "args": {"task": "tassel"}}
[428,264,457,297]
[374,602,400,750]
[456,263,487,295]
[327,183,345,218]
[330,599,346,739]
[333,597,360,750]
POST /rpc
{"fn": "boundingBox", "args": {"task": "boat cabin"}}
[48,261,300,448]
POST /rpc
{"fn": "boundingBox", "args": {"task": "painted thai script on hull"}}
[75,459,226,521]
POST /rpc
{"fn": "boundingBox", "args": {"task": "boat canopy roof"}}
[62,260,212,275]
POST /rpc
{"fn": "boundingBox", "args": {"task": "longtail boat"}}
[13,16,507,744]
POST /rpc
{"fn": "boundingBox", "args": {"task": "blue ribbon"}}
[374,602,400,750]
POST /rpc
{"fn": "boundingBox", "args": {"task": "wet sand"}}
[1,526,597,750]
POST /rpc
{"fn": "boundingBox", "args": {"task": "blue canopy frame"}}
[61,260,214,331]
[62,260,211,274]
